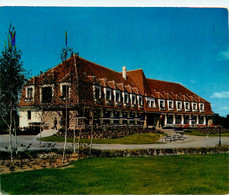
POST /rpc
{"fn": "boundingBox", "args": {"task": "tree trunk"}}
[13,116,18,155]
[89,106,94,156]
[9,101,13,162]
[73,127,76,153]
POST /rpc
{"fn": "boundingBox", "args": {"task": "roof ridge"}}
[78,56,121,75]
[126,68,143,72]
[147,78,181,85]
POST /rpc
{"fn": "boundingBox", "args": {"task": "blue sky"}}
[0,7,228,116]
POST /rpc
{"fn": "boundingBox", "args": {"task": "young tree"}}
[0,25,27,161]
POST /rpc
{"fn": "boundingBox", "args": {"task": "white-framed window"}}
[122,92,130,104]
[25,85,35,101]
[40,84,54,103]
[113,90,121,102]
[192,102,198,111]
[137,95,143,106]
[158,99,165,110]
[93,85,102,99]
[130,94,137,105]
[199,103,205,112]
[167,100,174,110]
[104,88,112,101]
[176,101,182,111]
[60,82,71,100]
[184,101,191,111]
[145,97,156,108]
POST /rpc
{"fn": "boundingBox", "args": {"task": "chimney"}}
[33,76,37,84]
[122,66,126,80]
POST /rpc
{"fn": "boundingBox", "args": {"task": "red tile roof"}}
[19,55,213,115]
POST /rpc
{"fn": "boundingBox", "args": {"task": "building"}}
[19,55,213,130]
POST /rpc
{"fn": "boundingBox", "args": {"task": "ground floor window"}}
[27,111,31,120]
[199,116,204,124]
[122,119,128,124]
[103,119,111,125]
[129,120,135,124]
[175,115,181,124]
[184,116,189,124]
[192,116,197,124]
[167,115,173,124]
[113,119,119,124]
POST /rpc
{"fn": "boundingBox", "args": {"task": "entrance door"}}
[147,114,155,126]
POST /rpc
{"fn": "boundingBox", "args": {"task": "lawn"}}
[182,129,229,137]
[1,153,228,194]
[40,133,163,144]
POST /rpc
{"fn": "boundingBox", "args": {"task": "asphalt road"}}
[0,134,228,151]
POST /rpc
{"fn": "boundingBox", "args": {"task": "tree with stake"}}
[0,25,27,161]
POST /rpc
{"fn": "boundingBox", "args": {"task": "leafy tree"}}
[0,25,27,161]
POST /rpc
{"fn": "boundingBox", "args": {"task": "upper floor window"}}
[192,102,198,111]
[199,103,205,112]
[60,83,71,100]
[176,101,182,110]
[184,101,190,111]
[104,88,112,100]
[146,97,155,108]
[167,100,174,110]
[130,94,137,105]
[94,86,102,99]
[25,85,35,101]
[115,90,121,102]
[137,95,143,106]
[41,85,54,103]
[158,99,165,109]
[124,93,129,103]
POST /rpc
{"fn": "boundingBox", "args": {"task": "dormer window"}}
[137,95,143,106]
[104,88,112,100]
[145,97,156,108]
[41,84,54,103]
[199,103,205,112]
[25,86,35,101]
[167,100,174,110]
[176,101,182,111]
[113,90,121,102]
[158,99,165,110]
[184,101,190,111]
[124,93,129,103]
[192,102,198,111]
[60,83,71,100]
[94,86,102,99]
[116,92,120,102]
[130,94,137,105]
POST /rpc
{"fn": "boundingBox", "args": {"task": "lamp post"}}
[219,125,222,146]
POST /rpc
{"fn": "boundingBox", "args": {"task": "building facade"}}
[19,55,213,130]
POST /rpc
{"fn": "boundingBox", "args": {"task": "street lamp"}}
[219,125,222,146]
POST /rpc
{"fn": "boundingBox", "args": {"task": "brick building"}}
[19,55,213,130]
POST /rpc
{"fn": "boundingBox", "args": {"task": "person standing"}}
[53,117,57,130]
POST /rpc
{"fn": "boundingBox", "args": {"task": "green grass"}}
[1,154,228,194]
[40,133,163,144]
[183,129,229,137]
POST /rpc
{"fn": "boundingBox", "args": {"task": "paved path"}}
[0,133,228,151]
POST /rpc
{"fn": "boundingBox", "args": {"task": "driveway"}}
[0,134,228,151]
